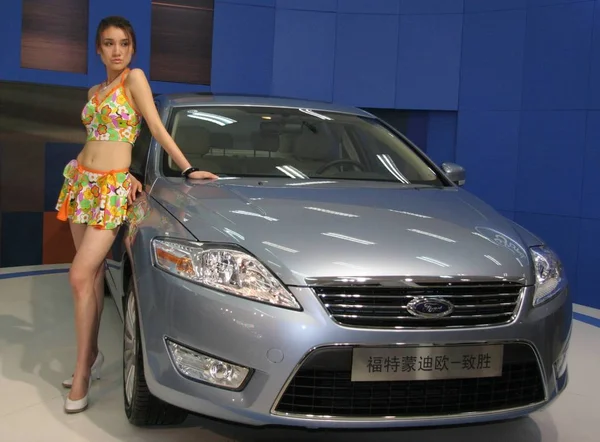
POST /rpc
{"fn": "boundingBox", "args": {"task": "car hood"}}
[151,178,537,286]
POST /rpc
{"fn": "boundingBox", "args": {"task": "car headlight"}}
[151,238,301,310]
[530,245,567,307]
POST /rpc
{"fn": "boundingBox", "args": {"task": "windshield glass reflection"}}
[161,106,446,186]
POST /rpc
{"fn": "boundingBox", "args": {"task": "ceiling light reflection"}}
[276,165,309,179]
[484,255,502,266]
[223,228,245,241]
[376,154,410,183]
[262,241,298,253]
[305,207,359,218]
[390,210,432,219]
[321,233,375,245]
[416,256,450,267]
[286,181,336,186]
[332,262,365,270]
[298,108,332,120]
[229,210,278,222]
[187,114,229,126]
[407,229,455,243]
[187,110,236,125]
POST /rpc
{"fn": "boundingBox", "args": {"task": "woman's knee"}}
[69,265,95,296]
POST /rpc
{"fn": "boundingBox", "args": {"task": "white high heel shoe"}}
[64,376,92,414]
[62,351,104,389]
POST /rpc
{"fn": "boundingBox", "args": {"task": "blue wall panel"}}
[498,210,515,221]
[211,2,275,95]
[333,13,398,107]
[405,112,429,151]
[577,218,600,309]
[456,111,520,212]
[276,0,336,12]
[399,0,464,14]
[0,0,23,82]
[0,212,43,267]
[271,9,336,101]
[581,111,600,220]
[426,112,457,165]
[514,212,581,303]
[588,0,600,110]
[217,0,275,6]
[528,0,584,7]
[339,0,399,14]
[464,0,526,12]
[395,14,463,110]
[459,9,527,110]
[516,111,587,217]
[521,1,594,110]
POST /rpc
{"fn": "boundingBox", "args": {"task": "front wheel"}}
[123,278,188,426]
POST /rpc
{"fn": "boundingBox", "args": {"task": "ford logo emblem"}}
[407,297,454,318]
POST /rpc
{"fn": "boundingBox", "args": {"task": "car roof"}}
[157,93,375,118]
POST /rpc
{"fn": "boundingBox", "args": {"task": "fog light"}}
[554,348,568,379]
[166,339,250,390]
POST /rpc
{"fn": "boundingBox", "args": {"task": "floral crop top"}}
[81,68,142,145]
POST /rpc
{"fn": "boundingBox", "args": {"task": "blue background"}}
[0,0,598,310]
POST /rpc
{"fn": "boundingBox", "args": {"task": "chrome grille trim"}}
[303,275,528,287]
[270,341,548,421]
[313,280,526,329]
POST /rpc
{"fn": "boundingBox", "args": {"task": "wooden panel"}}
[0,132,46,212]
[20,0,88,73]
[42,212,76,265]
[150,0,214,85]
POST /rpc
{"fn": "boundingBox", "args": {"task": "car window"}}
[130,119,152,180]
[161,106,445,185]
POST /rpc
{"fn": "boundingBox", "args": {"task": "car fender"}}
[123,194,196,371]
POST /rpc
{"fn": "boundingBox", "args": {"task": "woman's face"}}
[97,26,134,72]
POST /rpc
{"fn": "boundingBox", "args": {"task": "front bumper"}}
[134,269,572,429]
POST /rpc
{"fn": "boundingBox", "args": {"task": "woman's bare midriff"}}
[77,140,133,171]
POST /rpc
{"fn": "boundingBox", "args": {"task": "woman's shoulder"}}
[125,68,149,85]
[87,84,101,100]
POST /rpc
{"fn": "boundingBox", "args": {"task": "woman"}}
[55,15,217,414]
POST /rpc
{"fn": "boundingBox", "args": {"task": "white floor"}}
[1,265,599,442]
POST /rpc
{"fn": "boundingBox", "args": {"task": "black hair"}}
[95,16,137,53]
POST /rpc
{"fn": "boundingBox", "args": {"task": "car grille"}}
[314,281,524,328]
[273,344,545,419]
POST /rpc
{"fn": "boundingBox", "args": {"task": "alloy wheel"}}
[123,288,137,406]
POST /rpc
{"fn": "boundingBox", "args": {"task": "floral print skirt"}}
[55,159,132,230]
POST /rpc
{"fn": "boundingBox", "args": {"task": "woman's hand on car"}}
[188,170,219,180]
[128,175,144,204]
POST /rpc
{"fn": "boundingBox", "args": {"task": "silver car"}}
[105,94,572,429]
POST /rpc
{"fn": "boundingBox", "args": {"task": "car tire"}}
[104,275,110,297]
[103,261,111,297]
[123,278,188,426]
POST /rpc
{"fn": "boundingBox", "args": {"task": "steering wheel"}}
[315,159,365,174]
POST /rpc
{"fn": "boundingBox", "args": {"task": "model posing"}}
[55,16,217,414]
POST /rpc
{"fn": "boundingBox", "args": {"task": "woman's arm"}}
[126,68,218,180]
[128,174,143,204]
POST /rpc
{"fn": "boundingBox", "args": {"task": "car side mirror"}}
[441,162,466,186]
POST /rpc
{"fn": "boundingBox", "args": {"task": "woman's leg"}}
[92,262,105,355]
[68,226,118,401]
[69,221,105,361]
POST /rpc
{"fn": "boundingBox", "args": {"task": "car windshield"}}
[161,105,446,186]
